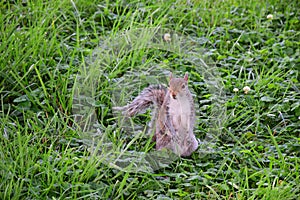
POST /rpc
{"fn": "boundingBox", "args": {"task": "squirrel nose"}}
[171,93,177,99]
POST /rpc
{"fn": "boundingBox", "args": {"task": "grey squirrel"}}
[114,73,198,157]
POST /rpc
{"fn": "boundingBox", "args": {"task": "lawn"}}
[1,0,299,199]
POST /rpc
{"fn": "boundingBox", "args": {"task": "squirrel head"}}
[168,73,189,99]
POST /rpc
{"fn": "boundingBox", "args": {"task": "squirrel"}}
[114,73,198,157]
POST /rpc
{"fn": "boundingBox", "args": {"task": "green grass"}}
[1,0,300,199]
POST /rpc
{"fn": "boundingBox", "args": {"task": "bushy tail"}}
[113,85,167,117]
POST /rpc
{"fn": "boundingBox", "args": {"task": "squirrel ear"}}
[184,72,188,82]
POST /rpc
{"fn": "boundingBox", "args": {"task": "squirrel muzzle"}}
[170,92,177,99]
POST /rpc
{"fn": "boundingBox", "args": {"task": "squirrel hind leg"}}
[181,136,199,157]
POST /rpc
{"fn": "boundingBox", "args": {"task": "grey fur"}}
[114,73,198,157]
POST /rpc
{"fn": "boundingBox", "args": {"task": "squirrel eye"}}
[181,84,186,89]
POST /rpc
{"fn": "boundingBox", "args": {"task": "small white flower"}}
[246,58,254,62]
[163,33,171,42]
[243,86,251,94]
[226,40,231,44]
[233,88,239,92]
[267,14,273,20]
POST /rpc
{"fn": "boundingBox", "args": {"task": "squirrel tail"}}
[113,85,167,117]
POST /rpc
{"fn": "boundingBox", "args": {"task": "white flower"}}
[233,88,239,92]
[243,86,251,94]
[267,14,273,20]
[163,33,171,42]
